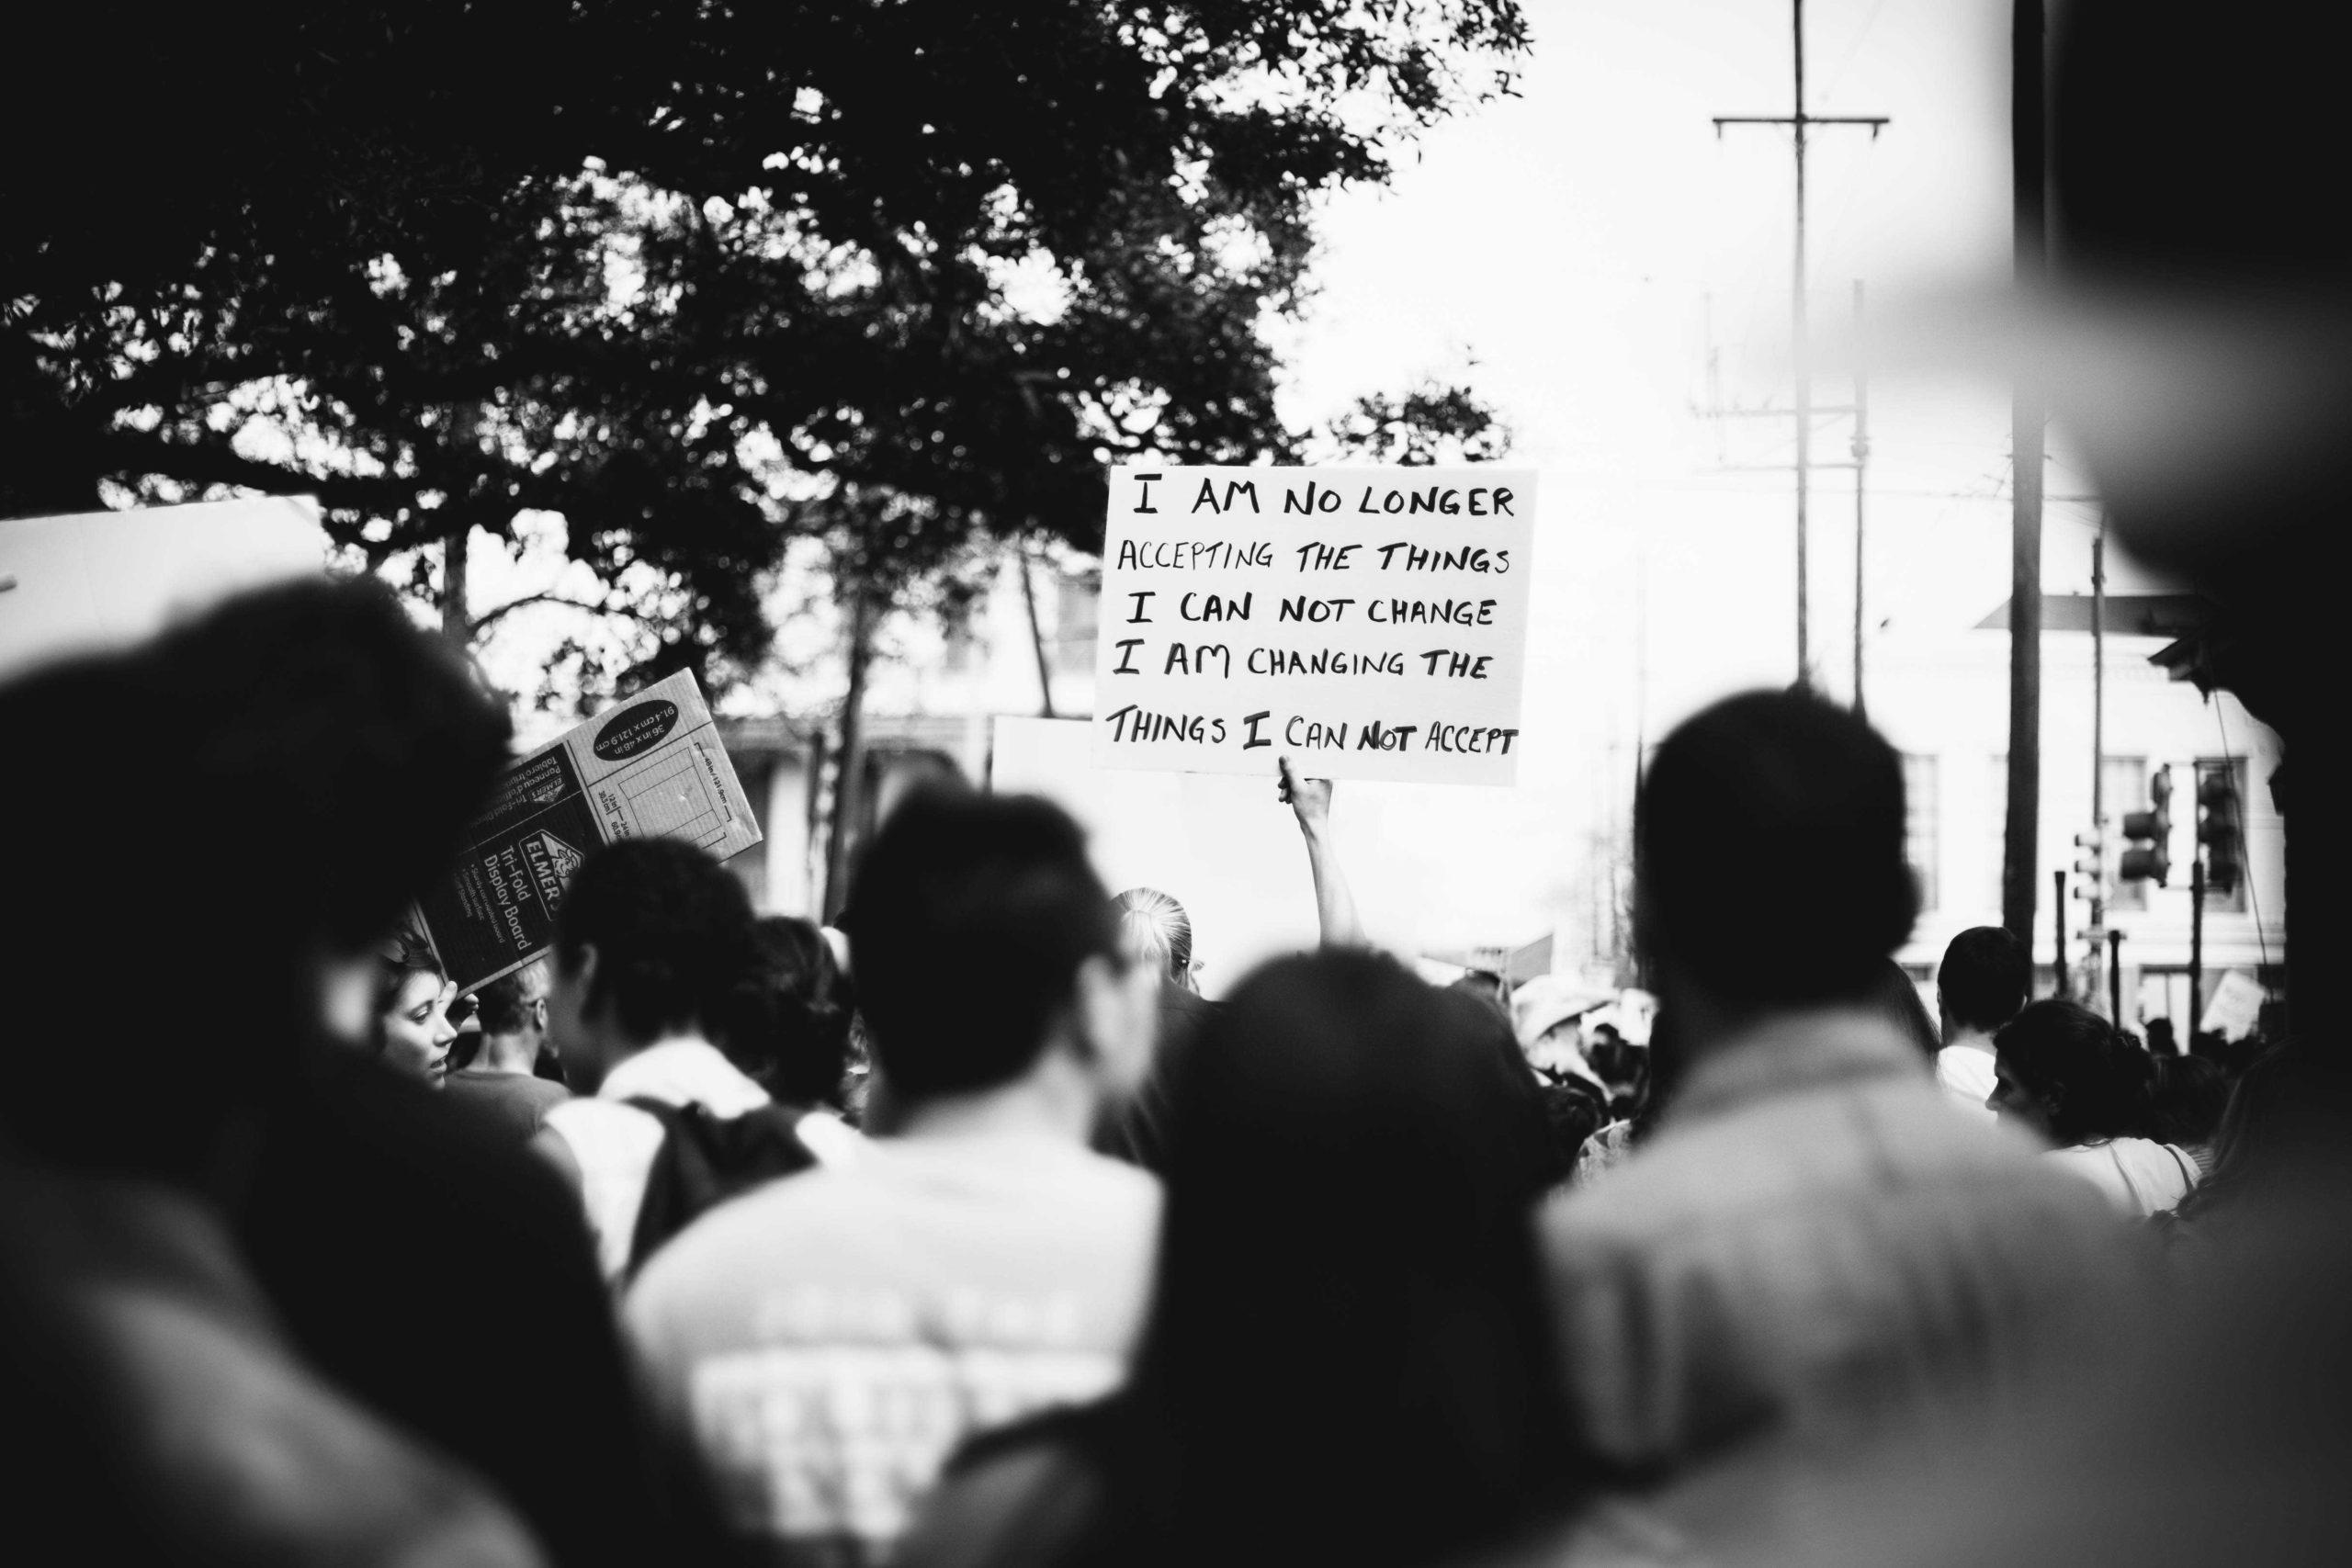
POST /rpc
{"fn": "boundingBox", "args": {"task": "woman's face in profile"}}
[379,970,458,1087]
[1987,1053,2054,1141]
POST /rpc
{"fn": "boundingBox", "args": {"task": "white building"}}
[1872,607,2284,1038]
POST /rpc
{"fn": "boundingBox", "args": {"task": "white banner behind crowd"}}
[1091,466,1538,784]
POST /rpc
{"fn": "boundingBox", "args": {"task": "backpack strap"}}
[618,1098,814,1280]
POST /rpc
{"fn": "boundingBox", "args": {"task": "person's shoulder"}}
[901,1402,1126,1568]
[1068,1142,1164,1198]
[540,1094,654,1146]
[637,1156,856,1277]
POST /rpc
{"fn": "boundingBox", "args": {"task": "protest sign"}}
[1091,466,1537,784]
[0,496,328,682]
[415,670,762,992]
[2198,969,2266,1042]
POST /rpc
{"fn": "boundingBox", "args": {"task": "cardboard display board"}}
[415,671,762,991]
[1091,466,1537,784]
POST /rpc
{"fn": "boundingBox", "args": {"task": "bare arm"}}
[1280,756,1366,950]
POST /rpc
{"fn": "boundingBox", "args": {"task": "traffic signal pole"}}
[2052,869,2069,997]
[2190,857,2206,1032]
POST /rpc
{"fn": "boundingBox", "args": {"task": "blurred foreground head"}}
[1634,688,1917,1023]
[0,577,510,1171]
[1134,950,1567,1563]
[844,787,1149,1110]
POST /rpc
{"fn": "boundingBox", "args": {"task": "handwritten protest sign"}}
[1091,466,1537,784]
[414,670,762,992]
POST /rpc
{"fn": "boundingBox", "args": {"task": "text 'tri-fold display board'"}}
[1092,467,1537,784]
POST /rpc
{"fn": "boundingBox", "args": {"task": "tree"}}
[6,2,1529,703]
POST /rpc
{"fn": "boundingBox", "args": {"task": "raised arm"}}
[1279,756,1366,950]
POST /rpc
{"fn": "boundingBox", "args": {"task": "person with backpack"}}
[537,838,815,1282]
[623,786,1162,1566]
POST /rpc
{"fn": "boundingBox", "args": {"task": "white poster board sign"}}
[2198,969,2265,1041]
[0,496,329,683]
[1091,467,1537,784]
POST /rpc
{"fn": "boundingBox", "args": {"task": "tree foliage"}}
[5,1,1528,699]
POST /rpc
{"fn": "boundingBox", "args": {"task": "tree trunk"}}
[1017,546,1057,718]
[822,581,876,921]
[442,521,471,653]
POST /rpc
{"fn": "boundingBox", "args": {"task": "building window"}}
[1903,753,1939,913]
[2102,755,2149,911]
[2193,757,2251,914]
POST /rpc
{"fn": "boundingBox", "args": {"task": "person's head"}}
[2146,1017,2179,1056]
[473,960,551,1045]
[1990,999,2154,1147]
[1865,960,1942,1062]
[1937,926,2032,1043]
[1634,689,1917,1034]
[712,915,855,1108]
[1134,950,1571,1562]
[2172,1042,2300,1223]
[1448,969,1510,1021]
[548,838,756,1092]
[845,787,1154,1113]
[2146,1052,2229,1149]
[0,577,509,1171]
[1113,886,1197,993]
[375,930,457,1087]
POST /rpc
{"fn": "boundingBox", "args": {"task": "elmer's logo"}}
[593,700,679,761]
[522,831,584,910]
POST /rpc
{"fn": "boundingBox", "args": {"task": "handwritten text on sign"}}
[1091,467,1537,784]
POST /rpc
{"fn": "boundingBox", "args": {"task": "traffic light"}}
[2199,764,2244,895]
[2119,766,2172,886]
[2071,829,2105,898]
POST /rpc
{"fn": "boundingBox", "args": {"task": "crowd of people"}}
[6,3,2349,1560]
[0,566,2322,1567]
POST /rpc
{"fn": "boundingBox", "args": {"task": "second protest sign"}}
[1092,466,1536,784]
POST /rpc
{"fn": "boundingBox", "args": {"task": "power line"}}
[1711,0,1889,690]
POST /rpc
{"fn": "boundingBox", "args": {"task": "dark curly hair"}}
[1996,999,2155,1146]
[713,916,855,1108]
[553,838,756,1045]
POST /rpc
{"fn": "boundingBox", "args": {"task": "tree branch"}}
[468,590,639,637]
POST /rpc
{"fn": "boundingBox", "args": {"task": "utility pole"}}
[2001,0,2048,947]
[1713,0,1886,690]
[2108,928,2124,1028]
[1850,279,1871,718]
[2087,521,2106,994]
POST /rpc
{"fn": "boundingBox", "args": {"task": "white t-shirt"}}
[2048,1137,2201,1216]
[542,1037,769,1281]
[1935,1043,1999,1124]
[624,1130,1160,1560]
